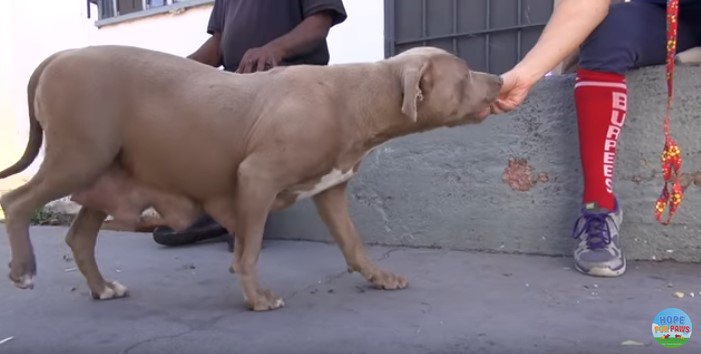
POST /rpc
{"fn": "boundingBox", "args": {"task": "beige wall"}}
[1,0,95,196]
[88,5,213,58]
[0,2,18,177]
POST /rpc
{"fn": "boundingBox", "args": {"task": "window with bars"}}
[384,0,553,75]
[87,0,200,21]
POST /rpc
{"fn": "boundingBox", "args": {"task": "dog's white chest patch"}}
[295,168,354,200]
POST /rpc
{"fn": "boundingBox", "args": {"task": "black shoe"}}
[152,214,229,247]
[225,235,234,252]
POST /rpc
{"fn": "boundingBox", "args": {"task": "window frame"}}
[88,0,214,28]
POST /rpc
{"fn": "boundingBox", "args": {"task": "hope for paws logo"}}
[652,308,692,348]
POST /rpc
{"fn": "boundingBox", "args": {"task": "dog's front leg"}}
[313,183,407,290]
[217,164,282,311]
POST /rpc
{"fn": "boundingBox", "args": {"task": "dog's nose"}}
[488,75,503,100]
[491,75,503,88]
[486,75,503,102]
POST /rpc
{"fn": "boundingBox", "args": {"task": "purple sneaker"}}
[572,201,625,277]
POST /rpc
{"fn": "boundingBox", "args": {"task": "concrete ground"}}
[1,227,700,354]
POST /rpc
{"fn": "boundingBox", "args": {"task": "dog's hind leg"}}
[1,172,93,289]
[0,182,43,289]
[1,136,118,290]
[2,167,108,289]
[65,206,127,300]
[313,182,407,290]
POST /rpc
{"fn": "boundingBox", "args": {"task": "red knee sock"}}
[575,69,627,211]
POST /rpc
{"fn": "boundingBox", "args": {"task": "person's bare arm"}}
[187,32,223,67]
[492,0,610,113]
[513,0,609,83]
[237,11,334,73]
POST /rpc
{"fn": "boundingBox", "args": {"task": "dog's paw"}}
[246,288,285,311]
[9,273,35,290]
[8,259,36,290]
[91,281,129,300]
[366,269,408,290]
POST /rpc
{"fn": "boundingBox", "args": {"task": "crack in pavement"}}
[377,247,403,262]
[120,328,195,354]
[120,315,227,354]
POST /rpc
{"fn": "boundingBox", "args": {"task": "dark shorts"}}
[579,0,701,74]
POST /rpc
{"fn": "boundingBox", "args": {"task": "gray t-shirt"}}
[207,0,347,71]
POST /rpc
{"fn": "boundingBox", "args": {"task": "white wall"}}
[327,0,385,64]
[0,1,21,186]
[3,0,96,176]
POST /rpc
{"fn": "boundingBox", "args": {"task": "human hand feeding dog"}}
[0,45,501,311]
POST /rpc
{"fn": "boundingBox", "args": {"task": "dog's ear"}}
[401,60,430,122]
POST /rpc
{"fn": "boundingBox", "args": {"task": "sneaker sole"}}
[574,259,626,278]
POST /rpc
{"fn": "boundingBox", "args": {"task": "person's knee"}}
[578,3,647,74]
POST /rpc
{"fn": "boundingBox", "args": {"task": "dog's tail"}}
[0,53,58,179]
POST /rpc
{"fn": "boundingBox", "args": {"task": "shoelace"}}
[572,212,612,250]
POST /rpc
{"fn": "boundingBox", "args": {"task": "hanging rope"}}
[654,0,683,225]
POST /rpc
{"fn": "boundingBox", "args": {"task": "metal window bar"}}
[517,0,522,62]
[485,0,491,73]
[383,0,396,57]
[420,0,427,46]
[452,0,457,54]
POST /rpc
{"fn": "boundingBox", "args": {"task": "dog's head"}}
[391,47,502,126]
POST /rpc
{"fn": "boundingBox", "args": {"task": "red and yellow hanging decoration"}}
[654,0,683,225]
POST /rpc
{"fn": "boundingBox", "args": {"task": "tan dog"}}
[0,45,501,310]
